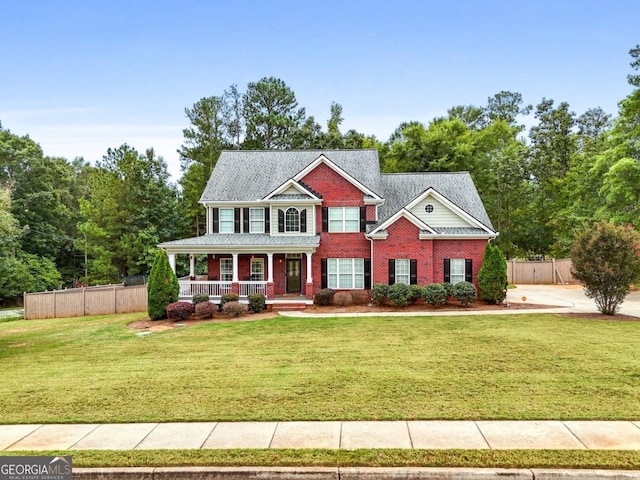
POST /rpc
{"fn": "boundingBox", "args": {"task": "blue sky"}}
[1,0,638,179]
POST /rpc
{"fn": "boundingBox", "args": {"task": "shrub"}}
[571,221,640,315]
[333,291,353,306]
[314,288,335,306]
[147,249,179,320]
[192,293,210,305]
[221,293,240,307]
[408,284,423,304]
[166,301,194,321]
[350,290,371,306]
[422,283,446,306]
[441,282,454,300]
[452,281,477,306]
[478,242,508,304]
[248,293,266,313]
[370,284,389,305]
[195,301,215,319]
[387,282,410,307]
[222,301,248,317]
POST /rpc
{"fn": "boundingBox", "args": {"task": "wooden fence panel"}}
[24,284,148,319]
[507,258,576,284]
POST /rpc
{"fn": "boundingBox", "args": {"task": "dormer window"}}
[285,207,300,232]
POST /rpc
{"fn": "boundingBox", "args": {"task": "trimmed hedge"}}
[388,283,410,307]
[422,283,446,306]
[166,301,194,321]
[223,301,248,317]
[221,293,240,307]
[370,284,389,305]
[248,294,266,313]
[453,281,477,306]
[314,288,335,306]
[192,293,210,305]
[195,301,216,319]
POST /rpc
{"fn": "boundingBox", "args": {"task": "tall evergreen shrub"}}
[147,249,180,320]
[477,242,508,304]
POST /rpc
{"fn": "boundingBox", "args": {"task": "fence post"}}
[552,258,556,284]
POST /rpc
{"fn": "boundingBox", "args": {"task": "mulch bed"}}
[126,300,639,333]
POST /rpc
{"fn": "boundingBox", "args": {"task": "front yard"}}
[0,312,638,424]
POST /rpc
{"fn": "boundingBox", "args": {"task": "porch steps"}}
[271,303,308,312]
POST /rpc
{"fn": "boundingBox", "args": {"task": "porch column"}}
[232,253,239,282]
[267,253,274,282]
[189,254,195,278]
[305,252,314,300]
[305,252,313,283]
[231,253,239,295]
[168,253,176,274]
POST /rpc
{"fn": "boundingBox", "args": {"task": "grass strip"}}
[1,449,640,470]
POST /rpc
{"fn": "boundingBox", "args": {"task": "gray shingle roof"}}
[378,172,494,231]
[159,234,320,248]
[200,150,381,202]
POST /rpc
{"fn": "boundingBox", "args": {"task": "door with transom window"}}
[286,258,301,293]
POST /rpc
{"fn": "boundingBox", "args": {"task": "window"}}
[250,258,264,281]
[219,208,234,233]
[285,207,300,232]
[450,258,465,284]
[328,207,359,232]
[424,203,435,214]
[249,208,264,233]
[327,258,364,289]
[220,258,233,282]
[395,259,410,285]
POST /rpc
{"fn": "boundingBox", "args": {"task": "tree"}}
[0,185,31,304]
[78,145,180,283]
[571,222,640,315]
[477,242,508,304]
[242,77,305,149]
[147,249,179,320]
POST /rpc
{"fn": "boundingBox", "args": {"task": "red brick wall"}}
[433,239,487,286]
[301,163,372,295]
[372,216,489,286]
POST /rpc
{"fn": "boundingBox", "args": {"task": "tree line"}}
[1,46,638,305]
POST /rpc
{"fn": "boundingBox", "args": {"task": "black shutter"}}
[444,259,451,283]
[388,259,395,285]
[465,259,473,283]
[234,208,241,233]
[243,208,250,233]
[410,259,418,285]
[364,259,371,289]
[278,209,284,233]
[212,208,219,234]
[322,207,328,232]
[264,207,270,233]
[321,259,327,289]
[300,209,307,233]
[360,206,366,232]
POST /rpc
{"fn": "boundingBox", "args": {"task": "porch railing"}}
[179,281,232,297]
[178,280,267,297]
[239,281,267,296]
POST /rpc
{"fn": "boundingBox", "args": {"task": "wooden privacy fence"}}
[24,284,147,320]
[507,258,576,285]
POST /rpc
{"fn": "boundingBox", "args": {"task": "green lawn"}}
[0,312,638,424]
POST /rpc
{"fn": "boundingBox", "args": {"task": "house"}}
[159,150,497,306]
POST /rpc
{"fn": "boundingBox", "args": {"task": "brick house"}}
[159,150,497,306]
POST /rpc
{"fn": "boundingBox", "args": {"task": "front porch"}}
[177,276,313,306]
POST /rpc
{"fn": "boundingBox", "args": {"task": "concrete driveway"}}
[509,284,640,317]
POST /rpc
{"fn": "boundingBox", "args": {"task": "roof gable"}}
[262,179,321,201]
[200,150,381,203]
[377,172,496,233]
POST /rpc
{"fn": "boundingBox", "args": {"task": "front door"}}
[286,258,301,293]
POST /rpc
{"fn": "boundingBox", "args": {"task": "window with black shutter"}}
[264,207,270,233]
[465,259,473,283]
[321,259,328,289]
[243,208,250,233]
[278,209,284,233]
[388,259,396,284]
[364,259,371,289]
[234,208,241,233]
[410,259,418,285]
[322,207,328,232]
[212,208,219,234]
[444,258,451,283]
[300,209,307,233]
[360,206,366,232]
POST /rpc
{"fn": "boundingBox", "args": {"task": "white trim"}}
[293,154,382,200]
[368,209,437,236]
[262,178,322,201]
[419,233,497,240]
[405,188,496,235]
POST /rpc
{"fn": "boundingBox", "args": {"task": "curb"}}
[72,466,640,479]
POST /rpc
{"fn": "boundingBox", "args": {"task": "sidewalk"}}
[2,420,640,451]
